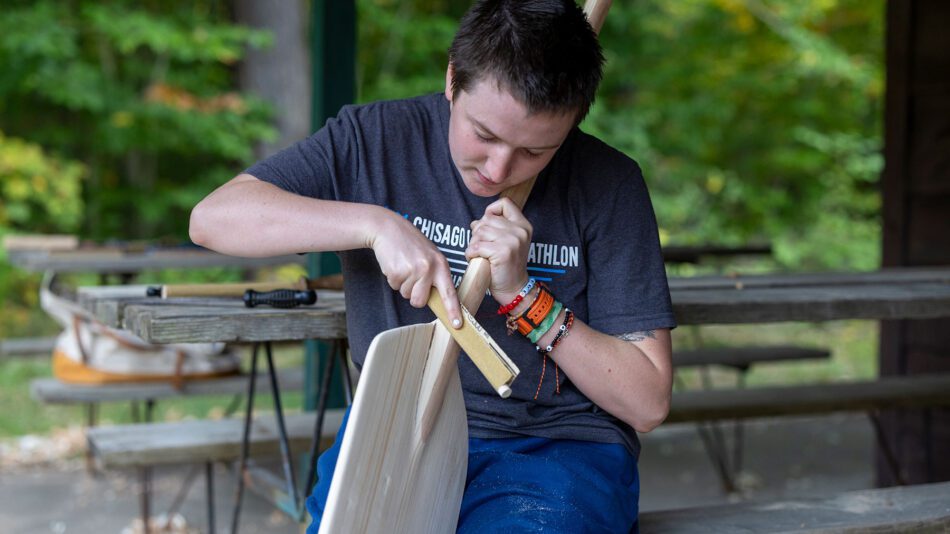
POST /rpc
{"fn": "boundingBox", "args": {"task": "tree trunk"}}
[235,0,312,158]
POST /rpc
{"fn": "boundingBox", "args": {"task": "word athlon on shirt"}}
[411,215,580,268]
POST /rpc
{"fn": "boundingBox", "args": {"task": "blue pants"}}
[306,409,640,533]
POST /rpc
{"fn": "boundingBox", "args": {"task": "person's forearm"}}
[498,282,672,432]
[544,322,672,433]
[189,174,388,257]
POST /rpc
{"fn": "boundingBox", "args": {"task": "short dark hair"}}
[448,0,604,122]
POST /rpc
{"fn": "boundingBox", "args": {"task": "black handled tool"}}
[243,289,317,308]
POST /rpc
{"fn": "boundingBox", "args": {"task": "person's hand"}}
[370,211,462,328]
[465,198,532,305]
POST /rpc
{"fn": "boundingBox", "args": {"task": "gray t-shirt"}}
[246,92,676,456]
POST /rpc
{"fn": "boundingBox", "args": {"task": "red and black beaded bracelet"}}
[536,308,575,354]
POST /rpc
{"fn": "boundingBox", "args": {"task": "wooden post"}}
[307,0,356,412]
[879,0,950,485]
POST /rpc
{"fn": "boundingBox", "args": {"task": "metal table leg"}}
[231,341,302,532]
[206,462,216,533]
[230,342,261,534]
[264,342,302,512]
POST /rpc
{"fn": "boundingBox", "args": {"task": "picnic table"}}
[78,267,950,338]
[75,266,950,531]
[75,284,348,531]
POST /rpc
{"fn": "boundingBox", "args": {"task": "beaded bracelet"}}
[527,300,563,344]
[505,284,541,335]
[496,278,536,315]
[537,308,575,354]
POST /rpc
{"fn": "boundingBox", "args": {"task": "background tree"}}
[0,0,885,338]
[351,0,885,271]
[0,0,274,242]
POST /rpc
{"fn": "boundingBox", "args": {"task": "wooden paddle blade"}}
[319,322,468,534]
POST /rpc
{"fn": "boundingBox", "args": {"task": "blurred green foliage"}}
[1,0,884,338]
[0,0,275,241]
[0,132,84,232]
[592,0,885,272]
[354,0,885,272]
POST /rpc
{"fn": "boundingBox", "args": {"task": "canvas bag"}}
[40,281,240,385]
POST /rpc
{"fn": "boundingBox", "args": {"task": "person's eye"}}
[524,149,543,158]
[475,131,494,142]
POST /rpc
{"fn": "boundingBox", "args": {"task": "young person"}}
[190,1,676,531]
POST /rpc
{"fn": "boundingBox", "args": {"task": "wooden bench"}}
[667,373,950,423]
[31,368,305,478]
[87,409,345,533]
[671,345,831,492]
[88,410,344,468]
[665,372,950,491]
[639,480,950,533]
[0,336,57,358]
[672,345,830,371]
[30,368,305,438]
[30,368,303,406]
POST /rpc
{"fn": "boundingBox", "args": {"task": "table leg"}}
[230,342,261,534]
[303,339,340,498]
[85,403,99,475]
[869,410,908,486]
[206,462,216,534]
[140,465,152,534]
[263,342,302,511]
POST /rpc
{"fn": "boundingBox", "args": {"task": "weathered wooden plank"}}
[673,345,830,369]
[30,368,303,404]
[78,285,331,328]
[673,282,950,325]
[74,268,950,343]
[76,286,347,342]
[668,267,950,291]
[0,336,57,357]
[77,285,155,327]
[639,480,950,533]
[122,294,347,344]
[662,244,772,264]
[666,373,950,423]
[87,410,344,468]
[9,248,305,274]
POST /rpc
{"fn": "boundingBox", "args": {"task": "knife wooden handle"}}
[427,289,519,397]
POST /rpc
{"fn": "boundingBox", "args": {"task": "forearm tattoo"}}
[615,330,657,343]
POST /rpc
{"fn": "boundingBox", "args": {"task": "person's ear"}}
[444,64,454,103]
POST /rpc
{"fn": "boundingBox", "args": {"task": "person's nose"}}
[485,146,514,183]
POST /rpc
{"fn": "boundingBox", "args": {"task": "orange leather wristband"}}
[515,286,554,336]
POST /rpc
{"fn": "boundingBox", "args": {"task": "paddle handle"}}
[456,177,536,310]
[585,0,612,34]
